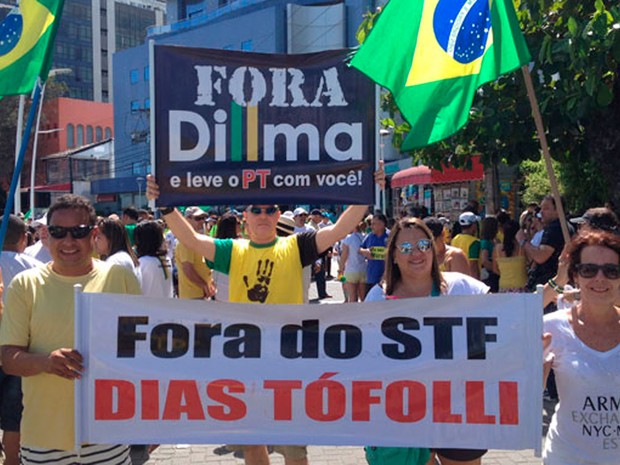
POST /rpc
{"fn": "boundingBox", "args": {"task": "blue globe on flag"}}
[433,0,492,64]
[0,11,23,56]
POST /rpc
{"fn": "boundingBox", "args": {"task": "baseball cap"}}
[459,212,480,226]
[184,206,207,218]
[293,207,308,217]
[276,215,295,236]
[569,208,619,232]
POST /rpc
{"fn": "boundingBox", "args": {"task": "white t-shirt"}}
[543,310,620,465]
[106,251,139,280]
[0,252,43,303]
[139,255,174,298]
[365,271,489,301]
[24,241,52,263]
[342,232,367,274]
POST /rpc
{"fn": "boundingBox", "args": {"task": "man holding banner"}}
[0,195,141,464]
[146,167,384,465]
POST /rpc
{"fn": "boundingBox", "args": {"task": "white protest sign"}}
[77,292,542,450]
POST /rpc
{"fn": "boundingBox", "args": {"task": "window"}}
[144,66,149,81]
[77,125,84,146]
[96,127,103,141]
[130,69,139,84]
[86,125,93,144]
[241,39,253,51]
[105,127,112,139]
[144,98,150,110]
[66,124,75,148]
[130,100,140,112]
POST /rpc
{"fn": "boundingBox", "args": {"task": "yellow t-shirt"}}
[451,233,480,262]
[213,236,309,304]
[0,261,141,450]
[175,241,213,299]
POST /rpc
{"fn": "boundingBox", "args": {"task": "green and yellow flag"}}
[0,0,65,96]
[351,0,530,149]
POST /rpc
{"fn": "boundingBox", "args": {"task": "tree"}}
[358,0,620,213]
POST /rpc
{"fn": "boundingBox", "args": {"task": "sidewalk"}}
[134,273,551,465]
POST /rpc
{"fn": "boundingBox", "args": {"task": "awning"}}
[20,183,71,193]
[391,156,484,188]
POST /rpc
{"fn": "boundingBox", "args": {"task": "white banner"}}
[77,292,542,450]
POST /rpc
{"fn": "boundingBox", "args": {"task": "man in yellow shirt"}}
[0,195,141,464]
[147,163,385,465]
[175,206,215,299]
[451,212,481,279]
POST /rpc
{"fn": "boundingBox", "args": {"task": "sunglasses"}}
[47,224,93,240]
[576,263,620,280]
[249,206,278,215]
[396,239,432,255]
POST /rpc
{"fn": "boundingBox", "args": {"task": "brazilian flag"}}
[0,0,65,96]
[351,0,531,149]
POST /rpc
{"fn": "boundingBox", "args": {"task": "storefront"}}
[390,156,485,220]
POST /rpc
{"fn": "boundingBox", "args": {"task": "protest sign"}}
[152,45,376,205]
[77,292,542,451]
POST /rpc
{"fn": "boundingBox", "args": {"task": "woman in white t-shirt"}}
[338,222,367,302]
[365,217,489,465]
[94,217,140,279]
[134,220,174,299]
[543,229,620,465]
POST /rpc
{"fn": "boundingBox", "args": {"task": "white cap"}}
[293,207,308,217]
[459,212,480,226]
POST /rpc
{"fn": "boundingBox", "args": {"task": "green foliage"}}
[358,0,620,210]
[520,158,564,206]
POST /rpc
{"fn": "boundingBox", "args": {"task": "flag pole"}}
[13,95,26,214]
[0,82,44,253]
[520,64,571,244]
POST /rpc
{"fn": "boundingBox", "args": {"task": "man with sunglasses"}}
[0,194,141,464]
[146,166,384,465]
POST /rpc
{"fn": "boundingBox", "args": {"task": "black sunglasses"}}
[576,263,620,280]
[397,239,432,255]
[249,206,278,215]
[47,224,93,240]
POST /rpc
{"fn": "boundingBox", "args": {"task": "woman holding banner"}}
[543,229,620,465]
[365,217,488,465]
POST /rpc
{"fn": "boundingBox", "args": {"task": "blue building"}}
[101,0,376,208]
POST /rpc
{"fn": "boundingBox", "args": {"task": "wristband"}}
[548,278,564,294]
[158,206,175,216]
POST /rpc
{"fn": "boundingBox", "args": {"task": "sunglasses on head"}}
[397,239,432,255]
[47,224,93,240]
[576,263,620,280]
[249,206,278,215]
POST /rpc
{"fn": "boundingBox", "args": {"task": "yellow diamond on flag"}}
[406,0,495,87]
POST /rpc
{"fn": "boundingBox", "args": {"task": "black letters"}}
[466,317,497,359]
[381,317,422,359]
[423,317,463,359]
[117,316,149,358]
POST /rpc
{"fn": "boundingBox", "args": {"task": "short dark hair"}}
[0,214,27,247]
[47,194,96,226]
[373,213,388,226]
[216,213,240,239]
[122,207,139,221]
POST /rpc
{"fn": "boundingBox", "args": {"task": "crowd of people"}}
[0,177,618,465]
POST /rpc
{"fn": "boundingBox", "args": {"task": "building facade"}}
[51,0,165,102]
[103,0,376,209]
